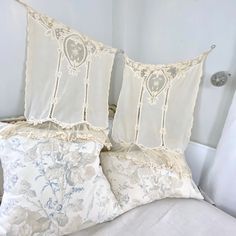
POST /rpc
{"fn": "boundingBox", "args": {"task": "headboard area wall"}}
[111,0,236,148]
[1,0,236,148]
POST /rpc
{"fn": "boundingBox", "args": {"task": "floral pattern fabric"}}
[0,133,121,236]
[100,147,203,212]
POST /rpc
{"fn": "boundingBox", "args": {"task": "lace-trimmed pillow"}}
[112,49,213,153]
[100,148,203,212]
[24,6,116,131]
[0,124,121,236]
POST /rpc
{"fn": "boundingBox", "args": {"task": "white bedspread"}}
[70,198,236,236]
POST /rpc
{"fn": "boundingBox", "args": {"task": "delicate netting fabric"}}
[112,52,210,153]
[24,8,116,131]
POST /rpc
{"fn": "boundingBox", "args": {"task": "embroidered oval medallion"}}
[146,72,167,103]
[64,34,87,68]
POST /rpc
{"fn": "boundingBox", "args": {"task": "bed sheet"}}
[71,198,236,236]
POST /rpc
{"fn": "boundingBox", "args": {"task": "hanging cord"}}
[15,0,29,8]
[198,44,216,64]
[206,44,216,54]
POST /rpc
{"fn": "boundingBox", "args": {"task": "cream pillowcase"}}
[24,7,116,130]
[112,51,212,153]
[0,124,121,236]
[101,148,203,212]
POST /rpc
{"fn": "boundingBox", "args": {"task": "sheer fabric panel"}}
[112,53,209,152]
[112,66,142,144]
[25,16,58,120]
[24,8,116,130]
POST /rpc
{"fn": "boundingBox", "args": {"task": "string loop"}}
[16,0,29,8]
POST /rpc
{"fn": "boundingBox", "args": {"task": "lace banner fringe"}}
[0,121,111,149]
[102,145,192,178]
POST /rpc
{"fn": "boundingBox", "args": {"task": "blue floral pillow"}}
[0,127,121,235]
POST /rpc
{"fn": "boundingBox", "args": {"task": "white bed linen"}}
[70,198,236,236]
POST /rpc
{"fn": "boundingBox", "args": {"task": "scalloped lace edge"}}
[0,121,111,149]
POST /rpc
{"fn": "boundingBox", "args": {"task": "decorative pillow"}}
[0,123,12,201]
[112,48,214,152]
[23,5,116,130]
[100,147,203,212]
[0,124,121,235]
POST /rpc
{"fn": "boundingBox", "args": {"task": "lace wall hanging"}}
[112,46,215,153]
[18,1,117,131]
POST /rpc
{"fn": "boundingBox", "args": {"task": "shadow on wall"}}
[200,89,236,217]
[207,44,236,147]
[109,52,125,105]
[0,164,2,201]
[199,45,236,199]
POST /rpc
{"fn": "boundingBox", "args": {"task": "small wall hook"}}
[211,44,216,50]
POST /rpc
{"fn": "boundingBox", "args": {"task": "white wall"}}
[201,91,236,217]
[0,0,112,118]
[111,0,236,148]
[0,0,236,148]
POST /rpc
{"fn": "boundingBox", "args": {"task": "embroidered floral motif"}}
[146,71,167,104]
[28,8,116,76]
[166,66,178,78]
[125,54,204,105]
[55,28,71,40]
[28,8,115,53]
[126,54,204,80]
[63,34,87,70]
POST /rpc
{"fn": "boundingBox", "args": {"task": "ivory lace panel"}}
[112,51,211,153]
[24,8,116,130]
[0,121,111,148]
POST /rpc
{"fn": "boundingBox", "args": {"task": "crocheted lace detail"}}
[0,121,111,148]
